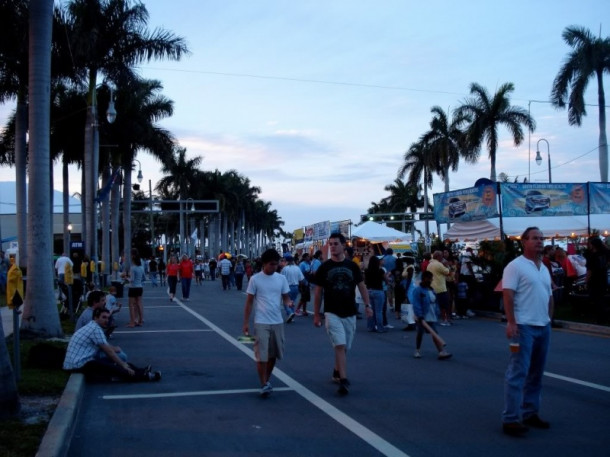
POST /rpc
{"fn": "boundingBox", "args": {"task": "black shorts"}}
[299,284,311,301]
[128,287,143,298]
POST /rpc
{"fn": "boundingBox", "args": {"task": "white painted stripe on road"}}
[113,329,213,335]
[103,387,293,400]
[544,372,610,392]
[172,300,410,457]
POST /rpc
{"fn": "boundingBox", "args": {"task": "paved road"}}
[67,278,610,457]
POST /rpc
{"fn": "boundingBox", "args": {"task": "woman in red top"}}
[179,254,194,301]
[166,255,180,302]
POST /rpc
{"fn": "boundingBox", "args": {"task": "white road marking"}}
[544,372,610,392]
[113,329,213,335]
[174,300,409,457]
[103,387,293,400]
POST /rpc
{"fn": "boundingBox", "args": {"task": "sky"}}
[1,0,609,235]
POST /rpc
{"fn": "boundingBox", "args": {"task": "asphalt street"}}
[67,277,610,457]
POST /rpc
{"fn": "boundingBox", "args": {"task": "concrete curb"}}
[476,310,610,336]
[35,373,85,457]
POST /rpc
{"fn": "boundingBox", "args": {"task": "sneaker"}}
[466,309,476,317]
[260,382,273,398]
[338,378,350,395]
[143,364,152,376]
[286,313,296,324]
[302,311,309,317]
[332,369,340,383]
[148,371,162,381]
[502,422,529,436]
[294,309,303,316]
[384,324,394,329]
[439,321,451,327]
[413,350,421,359]
[438,350,452,360]
[523,414,550,429]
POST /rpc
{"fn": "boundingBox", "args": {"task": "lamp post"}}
[186,198,195,257]
[535,138,552,183]
[85,85,116,285]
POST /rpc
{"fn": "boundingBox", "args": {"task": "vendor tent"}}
[444,220,501,240]
[352,221,412,242]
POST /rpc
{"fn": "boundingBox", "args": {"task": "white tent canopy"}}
[443,215,604,241]
[352,221,412,242]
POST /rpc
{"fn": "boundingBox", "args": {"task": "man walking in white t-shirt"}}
[243,249,293,397]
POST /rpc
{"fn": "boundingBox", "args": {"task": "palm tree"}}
[21,0,61,336]
[398,138,434,236]
[455,82,535,182]
[551,25,610,182]
[0,0,30,270]
[157,147,203,255]
[61,0,189,263]
[102,77,175,273]
[421,106,473,192]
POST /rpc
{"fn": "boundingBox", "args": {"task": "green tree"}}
[551,25,610,182]
[421,106,473,192]
[157,147,203,255]
[61,0,189,262]
[21,0,61,336]
[455,82,535,182]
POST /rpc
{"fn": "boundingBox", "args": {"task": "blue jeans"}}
[503,323,551,423]
[367,289,385,331]
[181,278,192,298]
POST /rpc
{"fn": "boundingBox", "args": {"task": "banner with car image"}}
[589,183,610,214]
[433,183,499,223]
[500,183,588,217]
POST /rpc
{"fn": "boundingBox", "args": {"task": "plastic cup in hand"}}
[509,335,520,353]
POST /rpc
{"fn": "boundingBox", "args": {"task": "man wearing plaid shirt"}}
[63,308,161,382]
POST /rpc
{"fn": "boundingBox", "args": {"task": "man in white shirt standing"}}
[502,226,553,436]
[280,254,303,322]
[243,249,293,398]
[55,252,73,283]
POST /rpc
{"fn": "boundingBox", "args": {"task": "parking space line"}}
[113,329,214,335]
[173,300,411,457]
[545,372,610,392]
[103,387,293,400]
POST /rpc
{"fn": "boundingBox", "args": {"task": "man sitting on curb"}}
[63,308,161,382]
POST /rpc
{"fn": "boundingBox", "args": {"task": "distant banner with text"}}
[500,183,588,217]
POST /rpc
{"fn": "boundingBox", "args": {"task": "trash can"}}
[111,280,124,298]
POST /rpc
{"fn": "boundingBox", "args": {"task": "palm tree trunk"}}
[597,72,608,182]
[111,171,121,280]
[14,98,27,269]
[0,313,19,419]
[101,167,111,285]
[63,159,69,253]
[22,0,62,337]
[122,168,133,272]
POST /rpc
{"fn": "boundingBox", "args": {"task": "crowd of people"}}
[52,231,607,436]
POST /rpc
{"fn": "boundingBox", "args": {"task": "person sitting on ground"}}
[63,308,161,382]
[105,286,122,334]
[75,290,107,333]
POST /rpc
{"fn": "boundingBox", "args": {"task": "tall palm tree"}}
[61,0,189,263]
[398,138,434,236]
[551,25,610,182]
[21,0,61,336]
[421,106,473,192]
[157,147,203,255]
[455,82,535,182]
[0,0,30,270]
[102,77,175,273]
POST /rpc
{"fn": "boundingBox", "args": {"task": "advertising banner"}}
[433,183,499,223]
[293,228,304,243]
[313,221,331,240]
[500,183,588,217]
[589,183,610,214]
[331,220,351,237]
[304,225,314,242]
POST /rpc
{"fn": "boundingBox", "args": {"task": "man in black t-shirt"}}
[313,233,372,395]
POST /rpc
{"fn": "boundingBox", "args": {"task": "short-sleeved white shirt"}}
[281,264,304,286]
[502,255,552,326]
[246,271,289,324]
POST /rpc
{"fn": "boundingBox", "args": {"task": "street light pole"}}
[536,138,552,183]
